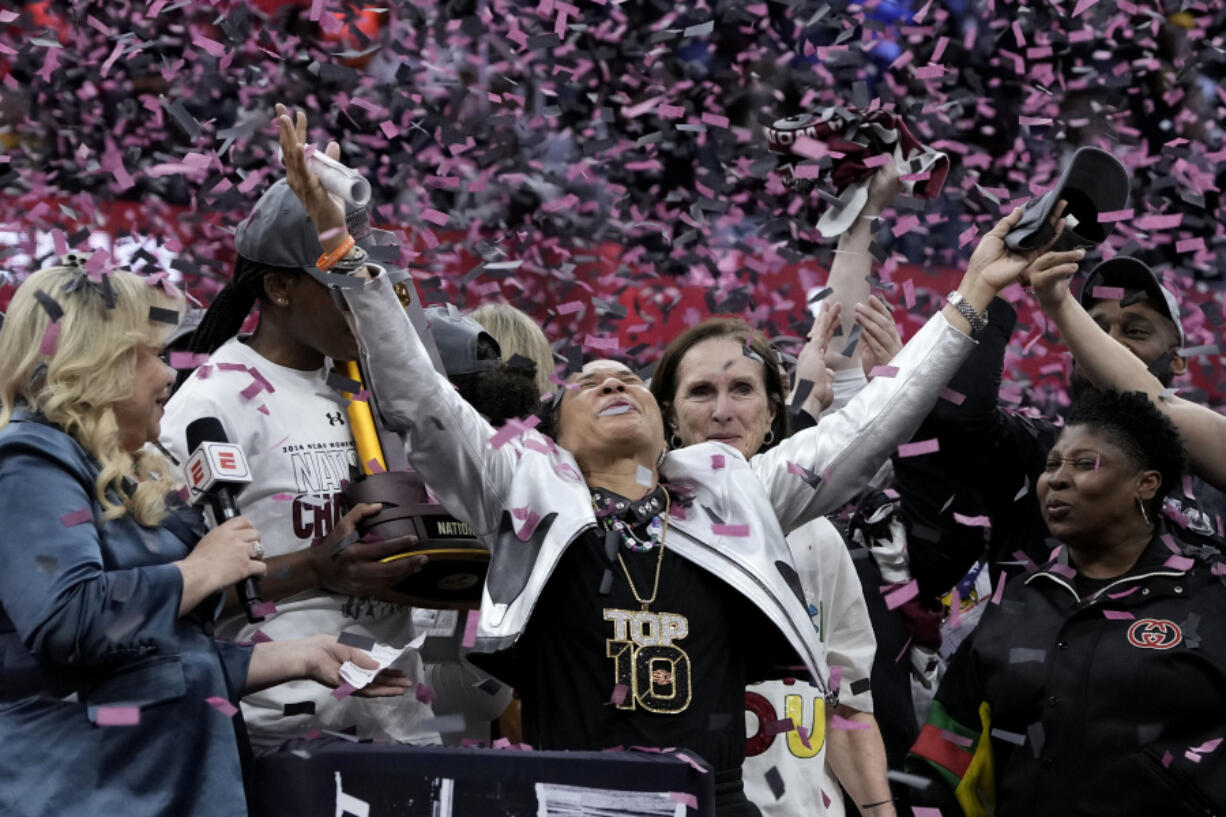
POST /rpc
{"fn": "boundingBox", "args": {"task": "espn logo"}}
[184,442,252,501]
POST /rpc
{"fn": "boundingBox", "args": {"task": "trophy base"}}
[382,547,489,610]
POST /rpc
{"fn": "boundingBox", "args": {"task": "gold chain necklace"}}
[599,490,670,612]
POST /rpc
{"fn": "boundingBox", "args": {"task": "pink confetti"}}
[711,523,750,537]
[863,154,892,168]
[1102,610,1134,620]
[462,609,480,648]
[60,508,93,527]
[1072,0,1099,15]
[939,387,966,406]
[711,454,725,469]
[415,683,435,704]
[250,601,278,618]
[365,458,386,475]
[669,792,698,809]
[39,321,61,356]
[168,351,209,370]
[1176,237,1206,254]
[884,580,919,610]
[95,706,141,726]
[1091,286,1125,300]
[331,682,356,701]
[868,365,899,378]
[831,714,871,730]
[609,684,629,706]
[1164,554,1195,571]
[1098,208,1134,223]
[205,696,239,717]
[953,513,991,528]
[421,208,450,226]
[897,438,940,458]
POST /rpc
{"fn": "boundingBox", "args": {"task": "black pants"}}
[716,767,761,817]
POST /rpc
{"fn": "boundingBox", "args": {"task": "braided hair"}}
[173,256,300,391]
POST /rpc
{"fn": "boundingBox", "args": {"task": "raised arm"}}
[275,104,519,538]
[1030,250,1226,492]
[755,209,1040,532]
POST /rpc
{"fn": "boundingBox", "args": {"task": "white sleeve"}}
[339,274,518,539]
[752,312,975,534]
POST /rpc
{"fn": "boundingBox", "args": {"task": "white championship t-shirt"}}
[743,517,877,817]
[160,336,438,752]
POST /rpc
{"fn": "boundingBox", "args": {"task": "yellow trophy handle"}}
[339,360,386,475]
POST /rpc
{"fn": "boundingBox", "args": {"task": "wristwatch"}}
[331,243,369,275]
[947,291,988,335]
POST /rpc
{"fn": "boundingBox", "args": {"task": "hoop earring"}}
[763,429,776,446]
[669,433,684,450]
[1137,496,1151,527]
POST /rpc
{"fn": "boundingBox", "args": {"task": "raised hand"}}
[274,102,348,253]
[1025,247,1087,313]
[854,295,903,376]
[792,300,841,415]
[966,201,1070,295]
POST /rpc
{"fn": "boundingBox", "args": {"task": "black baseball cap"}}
[1078,256,1185,347]
[424,305,501,378]
[1006,147,1130,253]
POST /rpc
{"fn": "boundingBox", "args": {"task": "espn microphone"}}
[184,417,265,623]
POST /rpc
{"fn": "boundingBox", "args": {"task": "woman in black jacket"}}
[909,387,1226,817]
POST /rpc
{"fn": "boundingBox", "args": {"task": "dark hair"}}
[649,317,789,453]
[1063,387,1187,514]
[174,256,301,391]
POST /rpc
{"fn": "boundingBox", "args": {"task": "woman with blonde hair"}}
[0,261,407,817]
[470,301,556,395]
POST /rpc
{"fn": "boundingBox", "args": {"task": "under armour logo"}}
[326,411,345,426]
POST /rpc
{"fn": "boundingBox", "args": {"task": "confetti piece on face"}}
[205,696,239,717]
[61,508,93,527]
[1091,286,1125,300]
[95,706,141,726]
[897,438,940,458]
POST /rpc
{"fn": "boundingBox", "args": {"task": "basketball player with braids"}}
[160,137,434,753]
